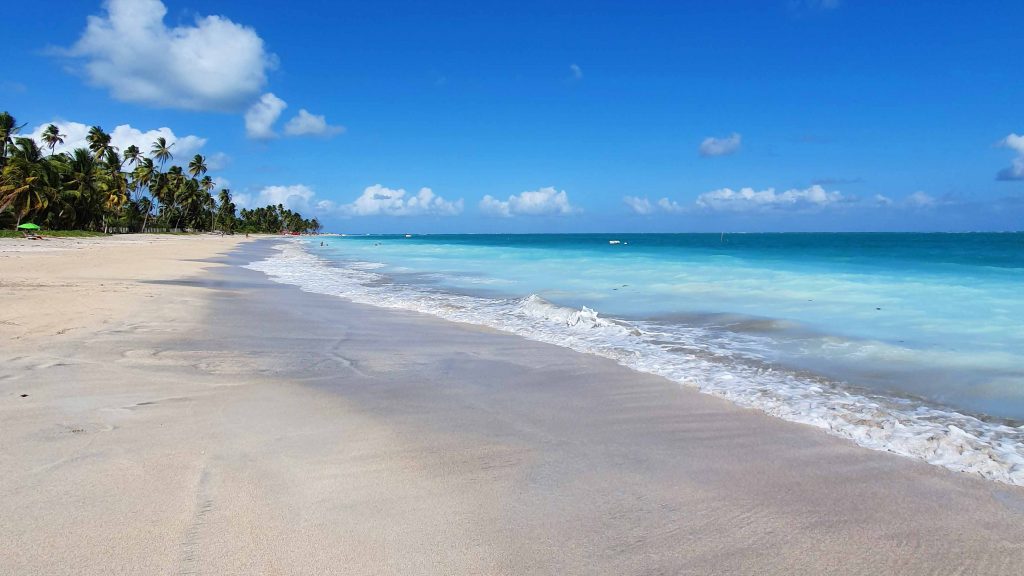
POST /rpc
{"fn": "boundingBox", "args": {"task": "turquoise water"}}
[250,233,1024,484]
[317,233,1024,419]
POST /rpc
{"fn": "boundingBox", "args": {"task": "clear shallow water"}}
[248,233,1024,485]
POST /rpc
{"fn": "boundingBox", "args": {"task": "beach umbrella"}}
[17,223,40,230]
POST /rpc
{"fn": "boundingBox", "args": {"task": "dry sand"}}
[1,235,1023,575]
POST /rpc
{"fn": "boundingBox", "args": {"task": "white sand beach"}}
[2,235,1023,575]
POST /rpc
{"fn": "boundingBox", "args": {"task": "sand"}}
[1,235,1023,575]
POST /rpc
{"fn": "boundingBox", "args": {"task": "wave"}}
[246,240,1024,486]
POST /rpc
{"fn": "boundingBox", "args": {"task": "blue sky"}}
[3,0,1022,232]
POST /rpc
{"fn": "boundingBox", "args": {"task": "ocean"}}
[247,233,1024,485]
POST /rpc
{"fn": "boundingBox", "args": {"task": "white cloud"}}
[283,109,345,137]
[339,184,463,217]
[905,191,935,208]
[28,121,205,159]
[657,197,686,213]
[996,133,1024,181]
[699,133,742,157]
[696,185,845,211]
[569,64,583,80]
[479,187,577,217]
[245,93,287,139]
[109,124,206,158]
[205,152,230,171]
[623,196,653,215]
[873,194,894,206]
[66,0,275,111]
[235,184,316,212]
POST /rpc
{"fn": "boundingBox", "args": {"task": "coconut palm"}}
[188,154,208,179]
[137,196,153,232]
[86,126,116,160]
[122,144,141,169]
[12,137,45,163]
[130,157,155,201]
[40,124,65,156]
[151,137,173,168]
[0,156,51,227]
[216,188,236,232]
[173,175,200,230]
[65,148,110,230]
[0,111,24,168]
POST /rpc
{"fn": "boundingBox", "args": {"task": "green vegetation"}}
[0,111,321,235]
[0,229,107,238]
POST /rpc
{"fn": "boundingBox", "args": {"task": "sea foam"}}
[247,240,1024,486]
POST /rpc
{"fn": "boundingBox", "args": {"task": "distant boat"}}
[608,240,621,245]
[405,234,413,238]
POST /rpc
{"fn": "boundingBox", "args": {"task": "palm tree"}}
[41,124,65,156]
[0,111,25,168]
[12,137,45,163]
[130,157,155,202]
[150,137,173,168]
[65,148,110,230]
[122,144,141,169]
[187,154,208,179]
[216,188,236,233]
[137,196,153,232]
[86,125,116,160]
[173,175,200,230]
[1,156,51,228]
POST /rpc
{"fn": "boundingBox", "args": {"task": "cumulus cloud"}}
[65,0,275,111]
[234,184,316,212]
[696,185,845,211]
[624,196,687,215]
[338,184,463,217]
[205,152,230,171]
[245,93,287,139]
[28,120,205,158]
[657,197,686,213]
[623,196,653,215]
[996,133,1024,181]
[873,194,894,206]
[283,109,345,137]
[480,187,577,217]
[699,133,742,157]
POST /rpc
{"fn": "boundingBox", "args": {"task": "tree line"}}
[0,111,320,234]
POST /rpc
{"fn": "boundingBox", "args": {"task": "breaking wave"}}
[247,240,1024,486]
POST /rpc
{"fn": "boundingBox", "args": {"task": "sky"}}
[3,0,1022,233]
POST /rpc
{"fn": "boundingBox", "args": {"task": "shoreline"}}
[254,238,1024,486]
[2,236,1023,574]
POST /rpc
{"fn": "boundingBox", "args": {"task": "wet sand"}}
[2,236,1023,575]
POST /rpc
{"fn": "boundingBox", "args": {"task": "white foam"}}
[247,240,1024,486]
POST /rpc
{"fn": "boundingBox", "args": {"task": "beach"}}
[2,235,1023,575]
